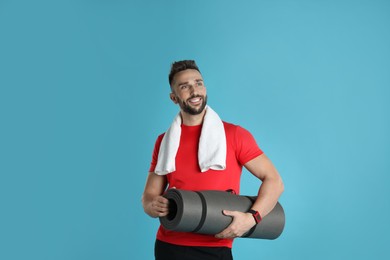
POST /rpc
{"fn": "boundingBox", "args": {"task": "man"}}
[142,60,284,260]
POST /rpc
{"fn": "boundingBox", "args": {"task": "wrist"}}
[246,209,262,224]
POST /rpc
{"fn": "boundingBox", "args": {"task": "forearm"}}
[142,193,159,218]
[251,176,284,218]
[142,172,169,218]
[244,154,284,218]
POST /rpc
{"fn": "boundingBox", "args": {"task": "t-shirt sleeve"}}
[148,134,164,172]
[235,126,263,165]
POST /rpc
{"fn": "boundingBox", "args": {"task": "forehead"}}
[172,69,203,86]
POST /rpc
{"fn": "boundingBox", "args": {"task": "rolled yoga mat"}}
[160,189,285,239]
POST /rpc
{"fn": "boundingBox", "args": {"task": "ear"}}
[170,93,178,104]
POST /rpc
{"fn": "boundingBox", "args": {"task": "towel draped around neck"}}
[155,106,227,175]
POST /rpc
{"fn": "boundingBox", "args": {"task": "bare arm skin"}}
[215,154,284,238]
[142,172,170,218]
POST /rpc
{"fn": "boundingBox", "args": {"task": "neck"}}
[181,109,206,126]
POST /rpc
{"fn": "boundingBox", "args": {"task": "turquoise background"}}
[1,0,389,259]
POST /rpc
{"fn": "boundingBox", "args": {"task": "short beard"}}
[178,95,208,115]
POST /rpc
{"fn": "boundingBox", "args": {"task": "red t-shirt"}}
[149,121,263,248]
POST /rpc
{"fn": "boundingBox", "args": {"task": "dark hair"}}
[168,60,201,86]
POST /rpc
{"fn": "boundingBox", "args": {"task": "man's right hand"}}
[149,195,170,218]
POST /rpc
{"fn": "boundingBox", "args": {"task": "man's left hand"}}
[215,210,256,239]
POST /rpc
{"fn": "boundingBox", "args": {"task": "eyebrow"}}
[177,79,203,87]
[177,81,189,87]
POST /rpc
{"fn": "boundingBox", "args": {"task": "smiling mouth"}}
[188,97,202,105]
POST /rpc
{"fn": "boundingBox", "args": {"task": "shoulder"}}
[157,132,165,140]
[152,133,165,149]
[222,121,259,150]
[222,121,252,136]
[222,121,238,131]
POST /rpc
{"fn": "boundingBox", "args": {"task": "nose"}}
[188,83,198,95]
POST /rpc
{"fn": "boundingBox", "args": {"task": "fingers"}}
[215,227,241,239]
[215,210,240,239]
[222,210,238,217]
[215,231,240,239]
[151,196,169,217]
[215,210,255,239]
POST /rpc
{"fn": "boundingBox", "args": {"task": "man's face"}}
[170,69,207,115]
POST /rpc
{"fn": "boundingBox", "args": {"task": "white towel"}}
[155,106,226,175]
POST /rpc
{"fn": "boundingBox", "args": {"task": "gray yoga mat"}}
[160,189,285,239]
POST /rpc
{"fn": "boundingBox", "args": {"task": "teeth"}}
[190,98,201,102]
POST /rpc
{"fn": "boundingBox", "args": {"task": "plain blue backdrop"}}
[1,0,389,259]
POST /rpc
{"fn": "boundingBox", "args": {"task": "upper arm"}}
[244,154,282,182]
[144,134,167,197]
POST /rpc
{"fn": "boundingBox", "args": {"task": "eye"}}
[196,82,203,86]
[180,85,188,90]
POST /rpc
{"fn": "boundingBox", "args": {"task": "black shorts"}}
[155,239,233,260]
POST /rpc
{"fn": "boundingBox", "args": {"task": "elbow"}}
[278,176,285,196]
